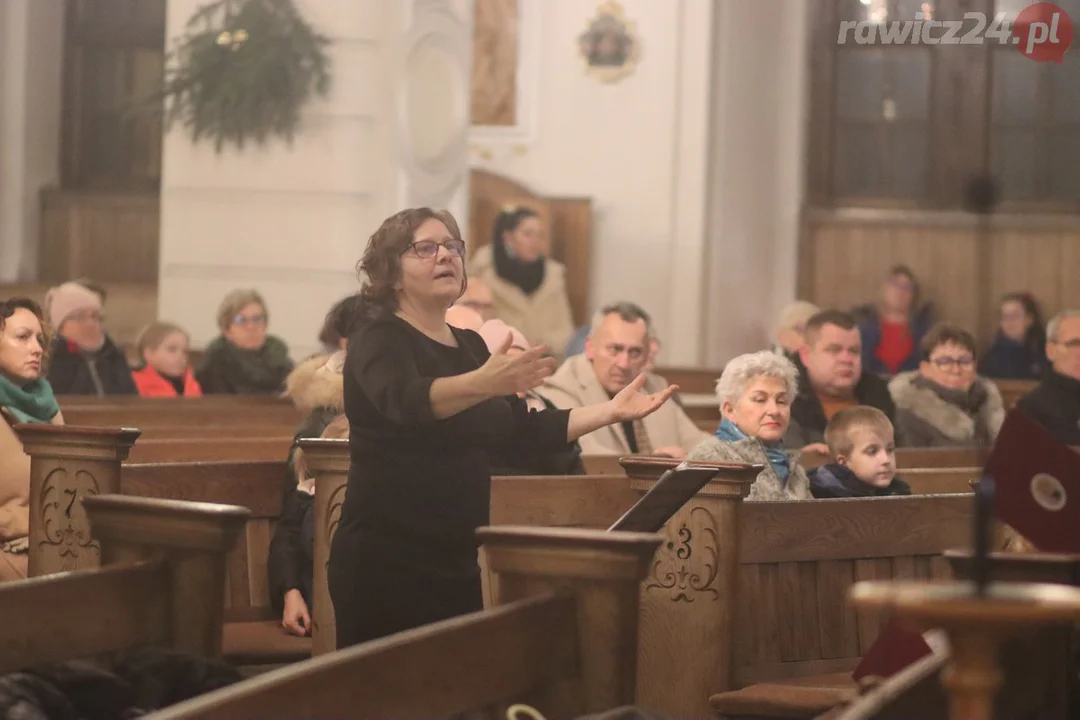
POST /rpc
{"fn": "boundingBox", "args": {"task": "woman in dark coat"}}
[329,207,677,647]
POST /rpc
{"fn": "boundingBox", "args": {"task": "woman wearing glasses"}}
[329,207,677,647]
[888,322,1005,447]
[196,288,294,395]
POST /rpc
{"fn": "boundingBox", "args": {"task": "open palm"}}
[611,374,678,422]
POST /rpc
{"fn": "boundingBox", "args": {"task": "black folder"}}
[607,462,722,533]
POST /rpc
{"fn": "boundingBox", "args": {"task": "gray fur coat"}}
[888,371,1005,447]
[687,436,812,501]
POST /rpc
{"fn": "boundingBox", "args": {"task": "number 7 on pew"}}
[608,462,722,533]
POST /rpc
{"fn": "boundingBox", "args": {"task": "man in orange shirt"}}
[784,310,899,451]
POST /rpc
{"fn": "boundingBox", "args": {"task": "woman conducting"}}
[330,207,676,647]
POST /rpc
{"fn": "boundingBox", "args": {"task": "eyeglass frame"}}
[402,239,467,260]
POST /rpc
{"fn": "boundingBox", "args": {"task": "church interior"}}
[1,0,1080,718]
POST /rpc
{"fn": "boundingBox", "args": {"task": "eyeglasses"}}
[233,314,267,327]
[404,239,466,259]
[68,309,104,324]
[931,356,974,370]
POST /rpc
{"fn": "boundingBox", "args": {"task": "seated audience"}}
[688,351,811,500]
[467,206,575,358]
[0,298,64,582]
[1017,309,1080,445]
[317,293,364,353]
[785,310,897,450]
[196,289,293,395]
[855,265,933,375]
[889,323,1004,447]
[809,406,911,498]
[540,301,708,457]
[979,292,1048,380]
[477,319,585,475]
[44,281,137,396]
[773,300,820,356]
[130,322,202,398]
[455,278,497,322]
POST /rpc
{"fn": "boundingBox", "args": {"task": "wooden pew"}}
[2,494,248,672]
[15,424,305,664]
[144,525,661,720]
[298,445,976,717]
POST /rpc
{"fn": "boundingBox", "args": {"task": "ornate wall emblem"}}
[578,1,641,84]
[37,467,101,570]
[645,506,720,603]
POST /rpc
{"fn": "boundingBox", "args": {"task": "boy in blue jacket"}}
[809,406,912,498]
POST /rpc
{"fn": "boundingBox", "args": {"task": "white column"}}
[0,0,63,282]
[702,0,811,366]
[158,0,474,358]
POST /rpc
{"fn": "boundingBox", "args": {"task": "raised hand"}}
[478,332,557,396]
[610,374,678,422]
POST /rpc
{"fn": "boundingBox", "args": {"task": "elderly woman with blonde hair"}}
[689,350,812,501]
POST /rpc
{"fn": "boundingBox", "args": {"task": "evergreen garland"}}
[160,0,331,152]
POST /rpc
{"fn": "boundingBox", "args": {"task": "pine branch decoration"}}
[160,0,331,153]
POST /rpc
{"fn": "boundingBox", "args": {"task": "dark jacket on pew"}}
[46,335,137,397]
[784,354,898,449]
[268,490,315,616]
[0,649,240,720]
[808,463,912,499]
[979,332,1048,380]
[1017,371,1080,446]
[491,394,586,476]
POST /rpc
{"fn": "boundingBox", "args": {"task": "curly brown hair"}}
[355,208,467,319]
[0,297,52,374]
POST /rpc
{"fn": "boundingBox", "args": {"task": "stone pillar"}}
[623,460,757,718]
[84,494,249,657]
[158,0,474,360]
[18,424,140,576]
[298,437,351,655]
[479,525,662,715]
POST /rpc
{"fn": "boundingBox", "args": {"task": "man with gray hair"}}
[1017,309,1080,445]
[539,301,709,457]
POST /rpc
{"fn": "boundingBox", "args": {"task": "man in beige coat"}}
[539,301,709,457]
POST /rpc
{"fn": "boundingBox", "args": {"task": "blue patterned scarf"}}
[715,417,791,483]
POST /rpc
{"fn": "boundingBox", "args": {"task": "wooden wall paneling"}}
[39,190,160,284]
[801,212,1080,348]
[549,198,592,326]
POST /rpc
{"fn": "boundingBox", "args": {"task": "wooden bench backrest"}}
[733,495,971,685]
[64,405,303,428]
[125,437,293,464]
[1,495,247,673]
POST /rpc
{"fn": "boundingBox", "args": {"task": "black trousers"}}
[328,549,483,648]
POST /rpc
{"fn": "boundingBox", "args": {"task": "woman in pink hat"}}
[44,281,136,396]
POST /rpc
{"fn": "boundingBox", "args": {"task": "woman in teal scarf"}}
[688,350,811,501]
[0,298,63,581]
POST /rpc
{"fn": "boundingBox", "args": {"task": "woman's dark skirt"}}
[328,540,483,648]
